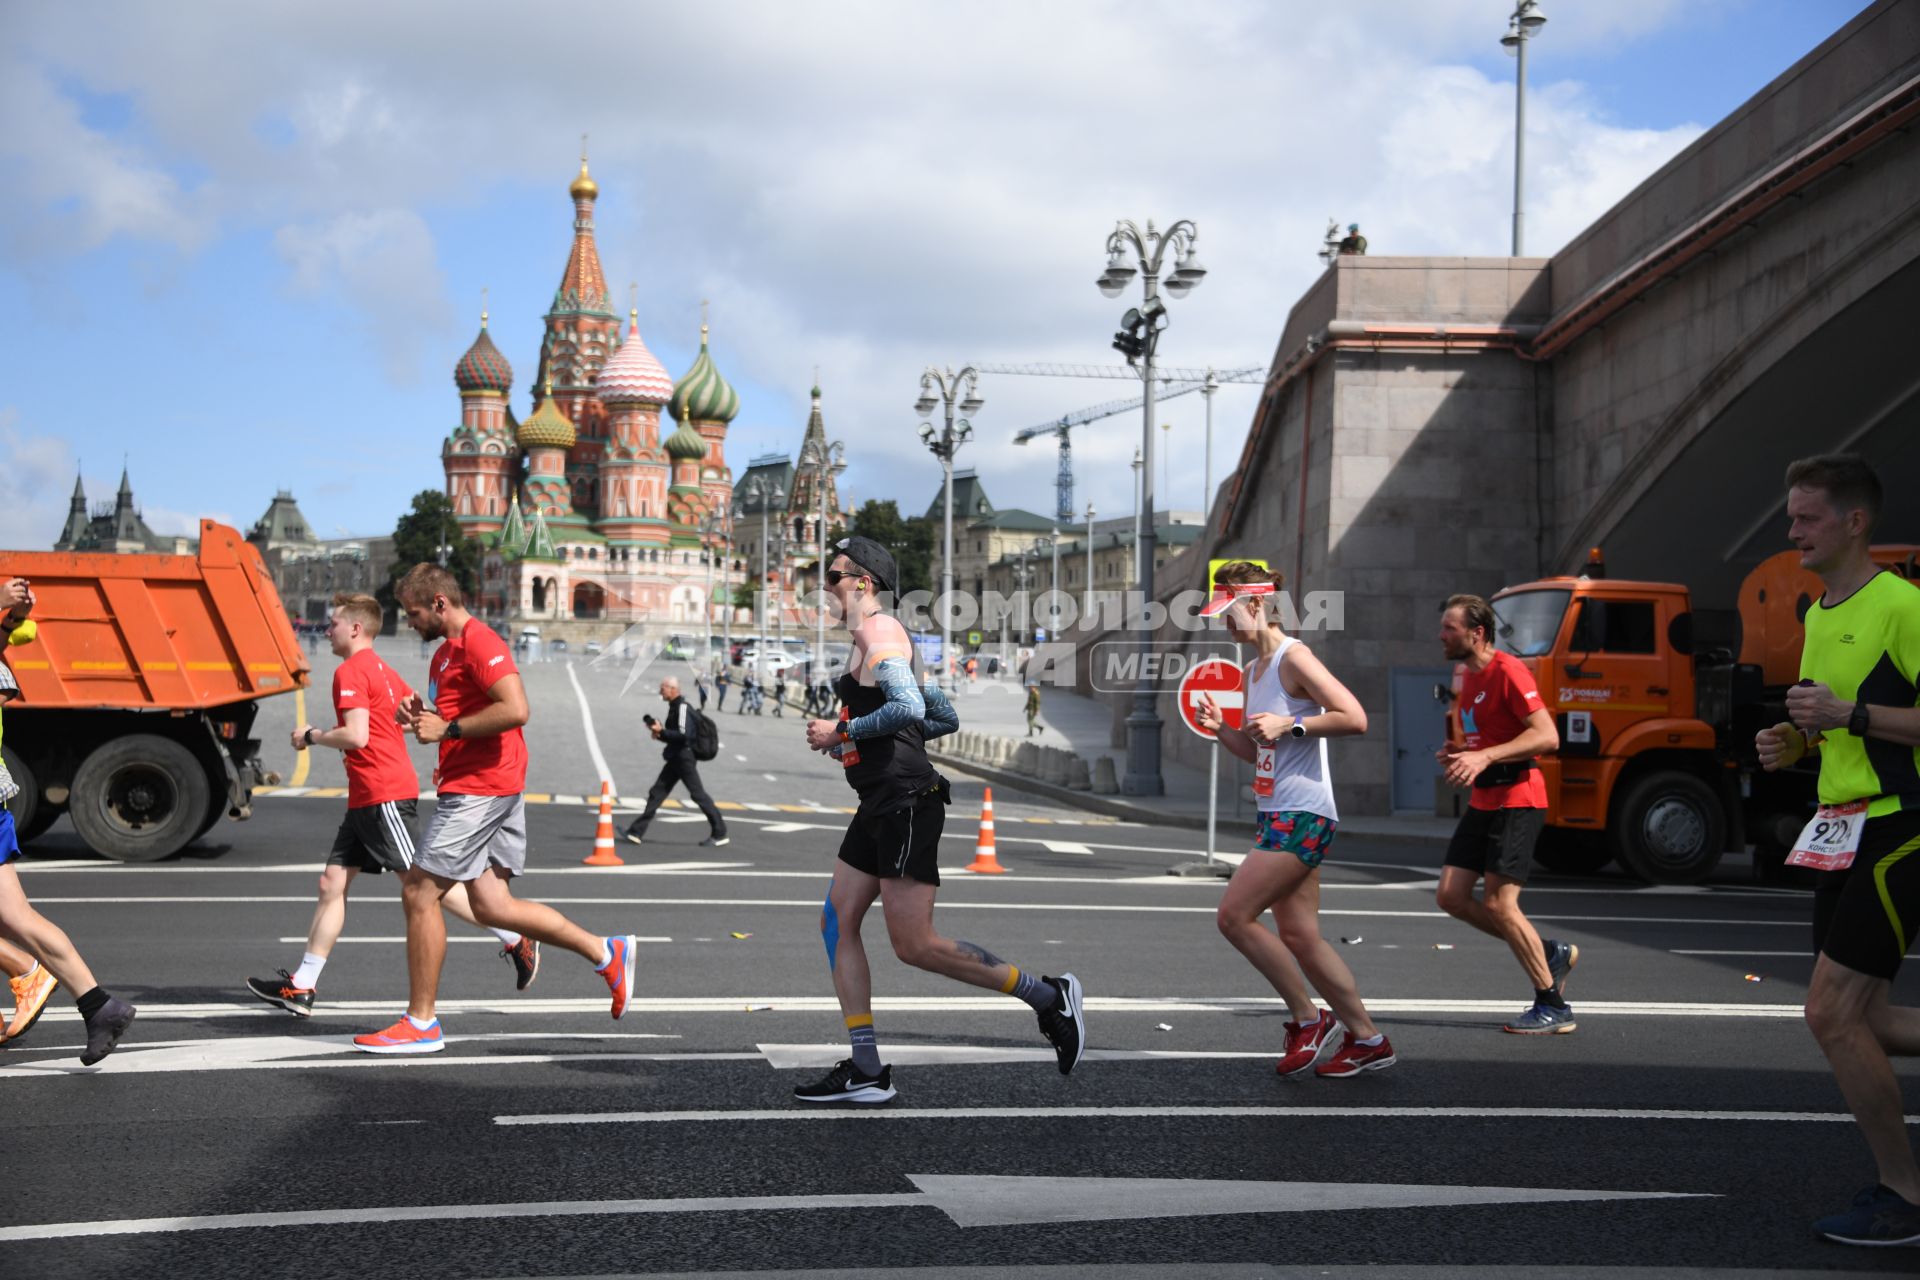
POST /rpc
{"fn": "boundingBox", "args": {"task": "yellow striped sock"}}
[845,1013,874,1030]
[999,964,1021,995]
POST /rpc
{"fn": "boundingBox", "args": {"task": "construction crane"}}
[1006,366,1265,520]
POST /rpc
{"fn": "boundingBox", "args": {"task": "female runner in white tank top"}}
[1195,562,1395,1078]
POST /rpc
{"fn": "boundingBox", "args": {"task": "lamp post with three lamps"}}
[916,365,983,689]
[1098,217,1206,795]
[1083,501,1096,617]
[732,473,785,658]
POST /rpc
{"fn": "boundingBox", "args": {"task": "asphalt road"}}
[4,669,1918,1279]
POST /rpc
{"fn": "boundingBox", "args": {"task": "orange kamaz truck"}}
[1465,546,1917,884]
[1,520,310,861]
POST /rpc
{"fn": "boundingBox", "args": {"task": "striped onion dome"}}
[518,384,576,451]
[596,311,675,405]
[664,418,708,461]
[668,323,740,424]
[454,318,513,393]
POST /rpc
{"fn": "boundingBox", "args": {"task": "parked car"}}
[584,640,604,656]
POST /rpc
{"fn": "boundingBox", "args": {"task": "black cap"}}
[832,535,898,596]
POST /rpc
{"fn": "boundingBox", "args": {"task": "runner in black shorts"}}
[794,536,1086,1103]
[1756,454,1920,1246]
[245,593,538,1018]
[1434,594,1579,1034]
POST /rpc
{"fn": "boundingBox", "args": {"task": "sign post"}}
[1171,656,1244,878]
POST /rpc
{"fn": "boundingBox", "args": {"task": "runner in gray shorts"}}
[415,794,528,880]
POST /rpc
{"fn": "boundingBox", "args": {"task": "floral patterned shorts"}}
[1253,809,1337,868]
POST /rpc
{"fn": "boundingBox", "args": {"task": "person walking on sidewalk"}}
[351,565,638,1055]
[715,667,731,712]
[1433,593,1577,1034]
[625,677,728,849]
[1024,679,1044,737]
[795,536,1084,1103]
[772,673,787,718]
[0,579,136,1064]
[1756,454,1920,1247]
[1195,561,1392,1078]
[244,592,538,1019]
[694,672,710,711]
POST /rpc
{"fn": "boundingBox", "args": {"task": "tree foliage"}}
[382,489,481,608]
[848,499,934,596]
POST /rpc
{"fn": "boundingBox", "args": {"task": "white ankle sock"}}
[291,952,326,989]
[490,928,522,946]
[596,938,614,970]
[405,1013,435,1031]
[1356,1034,1384,1047]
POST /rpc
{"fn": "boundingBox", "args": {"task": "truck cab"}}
[1482,545,1917,884]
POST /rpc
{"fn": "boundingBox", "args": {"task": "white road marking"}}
[497,1104,1891,1128]
[759,822,833,834]
[27,894,1805,928]
[733,754,749,762]
[763,773,778,782]
[0,1174,1711,1242]
[1040,840,1095,856]
[12,996,1805,1032]
[564,662,617,792]
[277,936,674,944]
[1670,950,1809,957]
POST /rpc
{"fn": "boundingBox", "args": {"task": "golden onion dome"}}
[518,382,576,451]
[569,156,598,201]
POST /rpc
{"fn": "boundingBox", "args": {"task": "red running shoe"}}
[1315,1032,1397,1077]
[1275,1010,1343,1077]
[599,935,637,1020]
[353,1017,445,1055]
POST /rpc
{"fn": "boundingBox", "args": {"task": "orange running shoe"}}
[5,963,58,1042]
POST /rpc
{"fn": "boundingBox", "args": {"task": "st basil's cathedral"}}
[442,154,766,627]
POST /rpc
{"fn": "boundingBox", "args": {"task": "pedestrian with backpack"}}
[625,677,728,848]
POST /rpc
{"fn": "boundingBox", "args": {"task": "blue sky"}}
[0,1,1868,546]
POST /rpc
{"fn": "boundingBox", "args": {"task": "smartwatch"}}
[1289,721,1308,738]
[302,727,316,746]
[1849,701,1870,738]
[446,719,464,740]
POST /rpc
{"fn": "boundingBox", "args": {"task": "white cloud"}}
[0,411,78,549]
[2,0,1729,527]
[275,209,454,385]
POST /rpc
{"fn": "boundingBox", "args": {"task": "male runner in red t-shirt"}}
[1434,593,1580,1034]
[245,593,539,1017]
[353,567,636,1055]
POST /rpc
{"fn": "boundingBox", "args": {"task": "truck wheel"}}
[1,745,57,842]
[1611,770,1725,884]
[193,793,229,842]
[1533,829,1614,875]
[69,735,211,863]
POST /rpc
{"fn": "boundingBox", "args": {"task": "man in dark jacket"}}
[624,677,728,848]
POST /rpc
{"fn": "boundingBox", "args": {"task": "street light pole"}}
[800,436,846,690]
[917,366,983,689]
[1201,368,1218,521]
[732,473,784,663]
[1098,216,1206,796]
[1503,1,1548,256]
[1083,501,1096,617]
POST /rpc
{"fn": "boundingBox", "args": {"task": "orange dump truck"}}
[1,520,310,861]
[1465,546,1917,884]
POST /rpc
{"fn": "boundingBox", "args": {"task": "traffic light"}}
[1110,299,1167,367]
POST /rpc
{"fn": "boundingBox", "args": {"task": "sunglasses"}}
[826,569,861,586]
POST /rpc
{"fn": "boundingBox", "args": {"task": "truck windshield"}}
[1493,589,1570,658]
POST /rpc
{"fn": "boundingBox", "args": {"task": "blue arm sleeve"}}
[921,680,959,740]
[845,657,926,738]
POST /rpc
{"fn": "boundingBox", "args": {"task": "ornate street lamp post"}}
[1098,216,1207,795]
[916,366,982,689]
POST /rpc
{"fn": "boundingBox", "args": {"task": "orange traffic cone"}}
[582,781,624,866]
[966,786,1007,874]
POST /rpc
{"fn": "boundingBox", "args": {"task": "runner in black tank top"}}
[792,536,1087,1103]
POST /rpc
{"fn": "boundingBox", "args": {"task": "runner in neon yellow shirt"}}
[1756,455,1920,1246]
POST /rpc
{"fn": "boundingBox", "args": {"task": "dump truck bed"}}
[2,519,310,709]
